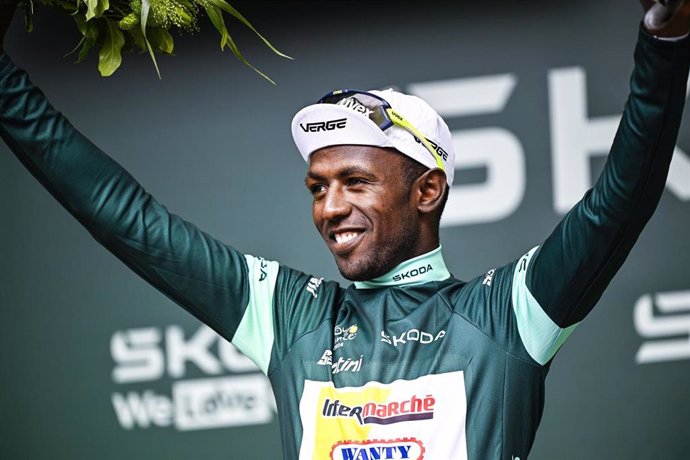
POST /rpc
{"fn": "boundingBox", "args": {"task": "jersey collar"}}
[354,246,451,289]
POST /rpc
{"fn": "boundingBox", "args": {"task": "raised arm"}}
[0,6,343,377]
[514,8,690,365]
[0,15,257,345]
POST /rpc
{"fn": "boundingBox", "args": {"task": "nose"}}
[320,185,352,222]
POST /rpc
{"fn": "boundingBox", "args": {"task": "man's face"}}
[305,145,421,281]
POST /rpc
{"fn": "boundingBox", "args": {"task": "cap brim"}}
[291,104,396,163]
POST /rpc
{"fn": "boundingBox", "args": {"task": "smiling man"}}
[306,145,435,281]
[2,2,690,459]
[297,89,452,283]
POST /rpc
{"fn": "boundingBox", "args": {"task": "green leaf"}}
[98,18,125,76]
[205,0,291,60]
[96,0,110,18]
[140,0,162,79]
[74,11,86,35]
[140,0,150,28]
[224,31,275,85]
[64,35,85,57]
[73,15,100,63]
[203,5,229,49]
[203,4,263,80]
[22,0,34,32]
[85,0,108,21]
[201,0,289,84]
[127,27,147,52]
[148,27,174,54]
[176,0,194,10]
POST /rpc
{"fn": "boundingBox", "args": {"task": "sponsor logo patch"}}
[322,394,435,425]
[337,97,374,117]
[482,268,495,287]
[317,349,364,374]
[334,324,359,350]
[298,373,468,459]
[380,329,446,347]
[330,438,426,460]
[307,277,323,298]
[258,258,268,282]
[317,349,333,366]
[413,136,449,161]
[392,264,433,282]
[301,118,348,132]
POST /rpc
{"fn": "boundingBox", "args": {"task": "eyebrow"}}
[305,166,377,183]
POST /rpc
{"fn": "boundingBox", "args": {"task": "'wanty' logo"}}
[321,394,435,426]
[330,438,426,460]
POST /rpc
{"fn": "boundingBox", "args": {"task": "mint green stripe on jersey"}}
[511,246,579,366]
[355,246,451,289]
[231,255,280,374]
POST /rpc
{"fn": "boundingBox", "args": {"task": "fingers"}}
[644,0,688,32]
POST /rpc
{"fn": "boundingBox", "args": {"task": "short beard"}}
[335,205,419,281]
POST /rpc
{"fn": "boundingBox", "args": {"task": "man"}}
[1,2,689,459]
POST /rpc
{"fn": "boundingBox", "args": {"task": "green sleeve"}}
[0,53,253,345]
[510,27,690,365]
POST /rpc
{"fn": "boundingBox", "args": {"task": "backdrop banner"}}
[1,1,688,459]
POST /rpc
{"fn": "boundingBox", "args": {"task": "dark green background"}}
[1,1,688,459]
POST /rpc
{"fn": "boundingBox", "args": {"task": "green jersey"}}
[1,27,688,460]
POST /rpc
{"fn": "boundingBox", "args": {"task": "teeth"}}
[334,232,360,244]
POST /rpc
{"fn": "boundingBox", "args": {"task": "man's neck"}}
[354,246,450,289]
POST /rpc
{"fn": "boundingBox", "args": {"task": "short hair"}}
[400,154,429,188]
[399,153,450,225]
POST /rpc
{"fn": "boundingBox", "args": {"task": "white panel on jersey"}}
[298,372,468,459]
[231,255,280,374]
[511,246,579,366]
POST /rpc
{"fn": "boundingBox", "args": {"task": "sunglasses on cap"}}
[317,89,446,173]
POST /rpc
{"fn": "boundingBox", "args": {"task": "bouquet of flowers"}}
[21,0,290,81]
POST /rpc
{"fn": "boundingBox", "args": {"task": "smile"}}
[334,231,361,244]
[329,229,365,255]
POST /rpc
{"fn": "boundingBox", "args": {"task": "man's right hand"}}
[641,0,690,37]
[0,0,21,52]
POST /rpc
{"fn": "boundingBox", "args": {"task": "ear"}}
[414,169,447,215]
